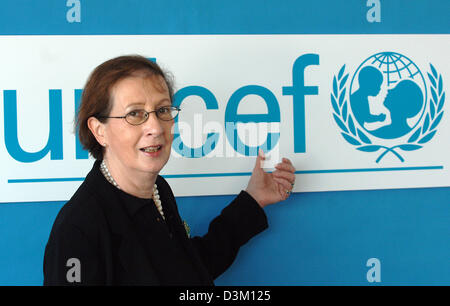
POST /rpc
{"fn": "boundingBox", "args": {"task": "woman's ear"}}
[87,116,107,147]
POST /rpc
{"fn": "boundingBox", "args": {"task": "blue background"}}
[0,0,449,285]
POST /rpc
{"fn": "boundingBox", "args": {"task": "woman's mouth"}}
[140,145,162,154]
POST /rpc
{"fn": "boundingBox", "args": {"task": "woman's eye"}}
[128,110,142,117]
[158,107,170,113]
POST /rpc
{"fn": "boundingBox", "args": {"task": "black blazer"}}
[43,160,268,285]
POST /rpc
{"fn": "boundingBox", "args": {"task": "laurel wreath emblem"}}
[331,64,445,163]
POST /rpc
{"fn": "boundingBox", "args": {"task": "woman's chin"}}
[138,159,168,174]
[133,148,170,174]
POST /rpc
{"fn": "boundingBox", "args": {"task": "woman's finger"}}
[275,161,296,173]
[273,176,293,192]
[282,158,294,166]
[277,181,290,200]
[272,170,296,184]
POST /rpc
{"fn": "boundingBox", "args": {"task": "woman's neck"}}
[390,116,409,128]
[102,157,157,199]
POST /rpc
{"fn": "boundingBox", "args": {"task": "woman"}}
[370,79,424,139]
[43,55,296,285]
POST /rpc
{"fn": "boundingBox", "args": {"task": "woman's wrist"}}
[244,188,266,208]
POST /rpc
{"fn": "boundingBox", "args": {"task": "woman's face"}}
[383,87,399,112]
[103,74,174,176]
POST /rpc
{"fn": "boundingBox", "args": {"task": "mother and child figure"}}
[350,65,424,139]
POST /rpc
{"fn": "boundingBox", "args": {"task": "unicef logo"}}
[331,51,445,163]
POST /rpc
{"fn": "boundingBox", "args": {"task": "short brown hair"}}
[76,55,174,160]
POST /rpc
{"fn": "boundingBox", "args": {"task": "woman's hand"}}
[245,149,296,208]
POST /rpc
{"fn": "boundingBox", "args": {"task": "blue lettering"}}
[1,53,319,162]
[4,90,63,162]
[225,85,280,156]
[172,86,220,158]
[282,54,319,153]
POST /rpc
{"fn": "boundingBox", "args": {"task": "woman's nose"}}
[143,112,164,136]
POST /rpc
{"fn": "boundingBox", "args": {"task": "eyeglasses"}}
[98,106,181,125]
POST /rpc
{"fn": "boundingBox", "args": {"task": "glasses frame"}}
[98,106,181,125]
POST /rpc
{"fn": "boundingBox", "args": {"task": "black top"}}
[116,187,202,285]
[43,160,269,285]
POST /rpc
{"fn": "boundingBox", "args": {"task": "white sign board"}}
[0,35,449,202]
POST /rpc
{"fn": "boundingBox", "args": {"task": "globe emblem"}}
[349,52,427,139]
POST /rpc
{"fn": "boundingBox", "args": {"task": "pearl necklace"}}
[100,160,164,220]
